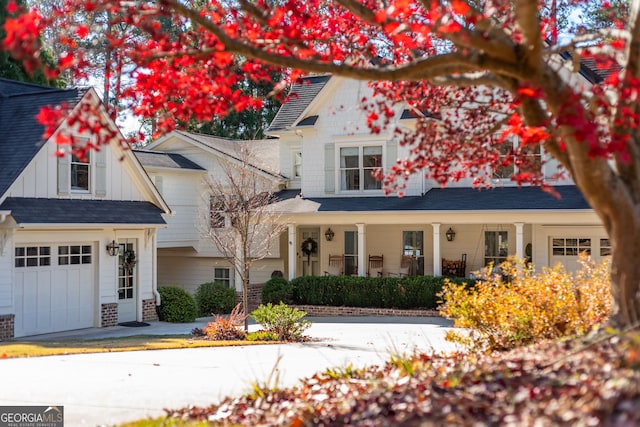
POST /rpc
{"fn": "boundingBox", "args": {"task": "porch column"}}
[357,223,366,276]
[432,223,442,276]
[287,224,296,280]
[514,222,524,259]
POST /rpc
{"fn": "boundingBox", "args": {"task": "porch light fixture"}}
[324,228,335,241]
[106,240,120,256]
[445,227,456,242]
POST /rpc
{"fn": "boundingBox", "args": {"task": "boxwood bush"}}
[158,286,198,323]
[290,275,473,309]
[195,281,236,316]
[262,277,293,305]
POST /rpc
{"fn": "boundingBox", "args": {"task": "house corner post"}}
[432,223,441,276]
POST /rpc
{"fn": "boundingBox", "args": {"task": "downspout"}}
[152,232,161,308]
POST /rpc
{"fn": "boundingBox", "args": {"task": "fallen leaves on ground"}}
[166,329,640,426]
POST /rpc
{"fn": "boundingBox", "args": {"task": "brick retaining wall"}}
[142,298,159,322]
[101,303,118,327]
[236,282,265,312]
[291,305,441,317]
[0,314,14,341]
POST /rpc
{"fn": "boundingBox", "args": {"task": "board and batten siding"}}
[7,135,146,201]
[0,228,14,313]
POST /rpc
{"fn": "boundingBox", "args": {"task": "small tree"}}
[206,143,287,331]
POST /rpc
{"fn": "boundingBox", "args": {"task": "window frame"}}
[292,151,302,179]
[344,231,358,276]
[402,230,425,276]
[69,147,94,193]
[214,267,231,287]
[492,136,543,181]
[15,246,51,268]
[337,143,384,193]
[484,230,509,266]
[552,237,592,256]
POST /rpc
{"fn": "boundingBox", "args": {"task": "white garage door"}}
[14,244,95,337]
[549,237,610,272]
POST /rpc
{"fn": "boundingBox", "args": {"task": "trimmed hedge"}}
[195,282,236,316]
[290,275,474,310]
[262,277,293,305]
[158,286,198,323]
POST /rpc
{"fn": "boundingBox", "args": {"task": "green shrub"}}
[251,303,311,341]
[438,255,612,353]
[158,286,198,323]
[289,275,471,309]
[195,281,236,316]
[262,277,293,305]
[204,303,246,340]
[246,330,280,341]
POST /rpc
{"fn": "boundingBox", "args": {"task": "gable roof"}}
[0,78,86,198]
[147,130,284,181]
[292,185,590,212]
[267,75,332,132]
[134,150,206,171]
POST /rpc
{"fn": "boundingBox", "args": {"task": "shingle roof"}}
[267,75,331,132]
[173,130,283,178]
[133,150,205,171]
[0,197,166,225]
[0,79,86,197]
[306,186,589,212]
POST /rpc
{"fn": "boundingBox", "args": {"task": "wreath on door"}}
[123,250,137,274]
[301,237,318,264]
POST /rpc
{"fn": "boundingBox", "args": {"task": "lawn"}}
[0,335,273,358]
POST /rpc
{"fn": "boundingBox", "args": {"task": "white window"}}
[214,267,231,287]
[600,238,611,256]
[485,231,508,266]
[552,238,591,256]
[15,246,51,267]
[71,152,91,191]
[339,145,382,191]
[493,136,542,180]
[403,231,424,275]
[293,152,302,178]
[344,231,358,275]
[58,245,92,265]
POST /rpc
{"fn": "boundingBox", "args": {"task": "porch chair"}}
[442,253,467,277]
[368,255,384,277]
[324,254,344,276]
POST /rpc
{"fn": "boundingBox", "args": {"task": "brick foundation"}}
[0,314,14,341]
[101,303,118,327]
[290,305,441,317]
[142,298,159,322]
[235,282,265,313]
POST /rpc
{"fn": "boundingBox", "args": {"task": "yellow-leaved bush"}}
[438,255,612,353]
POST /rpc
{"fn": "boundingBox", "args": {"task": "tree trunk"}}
[608,218,640,328]
[243,275,249,332]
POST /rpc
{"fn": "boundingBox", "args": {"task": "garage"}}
[548,236,610,272]
[14,243,95,337]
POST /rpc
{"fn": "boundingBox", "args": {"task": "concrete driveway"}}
[0,316,458,426]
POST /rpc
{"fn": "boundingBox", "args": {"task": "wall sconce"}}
[106,240,120,256]
[324,228,335,241]
[445,227,456,242]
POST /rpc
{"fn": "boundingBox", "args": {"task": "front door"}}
[117,240,137,323]
[299,228,320,276]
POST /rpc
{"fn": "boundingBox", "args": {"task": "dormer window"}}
[71,153,90,191]
[339,145,382,191]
